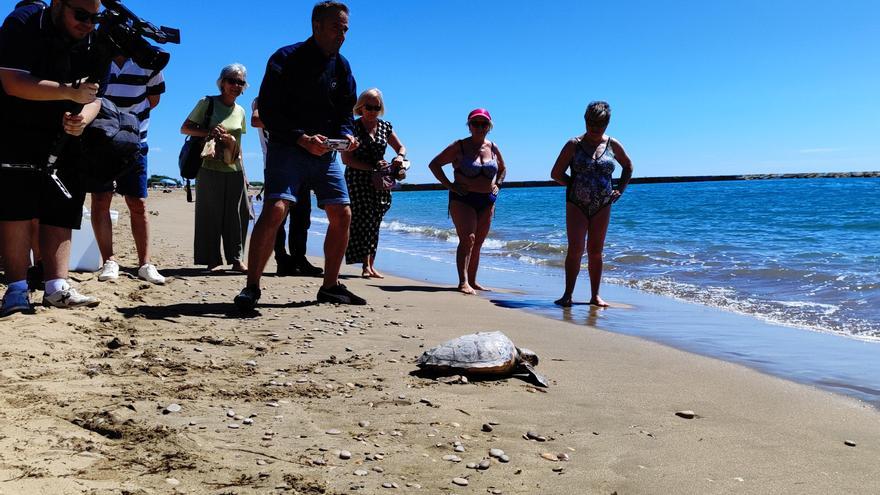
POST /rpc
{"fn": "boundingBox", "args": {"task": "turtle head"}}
[516,347,539,366]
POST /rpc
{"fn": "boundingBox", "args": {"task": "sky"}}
[109,0,878,183]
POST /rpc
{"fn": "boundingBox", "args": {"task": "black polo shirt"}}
[257,37,356,148]
[0,4,108,164]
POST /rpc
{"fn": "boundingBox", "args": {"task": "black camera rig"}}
[96,0,180,72]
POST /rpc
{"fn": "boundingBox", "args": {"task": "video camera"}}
[96,0,180,72]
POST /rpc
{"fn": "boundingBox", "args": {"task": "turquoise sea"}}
[278,177,880,404]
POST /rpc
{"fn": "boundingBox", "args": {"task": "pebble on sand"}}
[165,478,180,486]
[326,428,342,435]
[354,469,369,476]
[675,410,696,419]
[340,450,352,459]
[452,477,469,486]
[525,430,547,441]
[489,448,505,458]
[844,440,857,447]
[163,403,182,414]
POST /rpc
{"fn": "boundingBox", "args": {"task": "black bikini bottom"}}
[449,191,497,214]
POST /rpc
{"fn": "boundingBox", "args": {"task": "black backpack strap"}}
[202,95,215,129]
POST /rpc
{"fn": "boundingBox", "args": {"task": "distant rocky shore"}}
[399,171,880,191]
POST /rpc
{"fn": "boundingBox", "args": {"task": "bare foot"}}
[554,296,573,307]
[207,264,224,272]
[369,269,385,279]
[471,282,489,291]
[589,296,609,307]
[458,284,476,295]
[361,270,371,278]
[231,262,248,273]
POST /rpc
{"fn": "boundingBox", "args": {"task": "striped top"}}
[103,58,166,142]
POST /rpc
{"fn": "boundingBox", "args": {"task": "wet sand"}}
[1,189,879,494]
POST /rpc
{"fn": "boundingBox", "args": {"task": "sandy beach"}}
[1,189,879,495]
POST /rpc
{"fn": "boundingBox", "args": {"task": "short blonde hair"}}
[353,88,385,116]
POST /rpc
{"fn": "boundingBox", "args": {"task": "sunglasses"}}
[224,78,247,87]
[468,121,490,129]
[364,104,382,112]
[63,1,102,24]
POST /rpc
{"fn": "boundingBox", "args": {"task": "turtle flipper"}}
[521,362,549,388]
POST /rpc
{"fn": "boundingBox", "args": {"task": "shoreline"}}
[323,226,880,408]
[1,189,880,493]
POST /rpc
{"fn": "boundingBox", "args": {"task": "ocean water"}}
[375,178,880,341]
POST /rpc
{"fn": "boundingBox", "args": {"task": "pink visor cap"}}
[467,108,492,122]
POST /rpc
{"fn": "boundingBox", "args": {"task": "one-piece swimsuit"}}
[450,140,499,213]
[567,136,617,218]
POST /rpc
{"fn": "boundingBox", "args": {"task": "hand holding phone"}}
[325,138,350,151]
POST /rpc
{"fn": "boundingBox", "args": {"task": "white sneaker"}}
[138,263,166,285]
[43,282,100,308]
[98,260,120,281]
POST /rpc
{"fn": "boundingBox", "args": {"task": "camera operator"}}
[0,0,108,317]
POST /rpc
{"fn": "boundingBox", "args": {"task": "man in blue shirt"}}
[0,0,107,317]
[235,1,363,310]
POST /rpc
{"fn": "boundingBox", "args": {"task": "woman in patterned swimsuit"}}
[550,101,633,307]
[341,88,408,278]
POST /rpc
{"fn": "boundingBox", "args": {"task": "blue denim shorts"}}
[84,142,149,198]
[264,141,349,208]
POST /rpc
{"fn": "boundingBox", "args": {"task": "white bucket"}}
[69,208,119,272]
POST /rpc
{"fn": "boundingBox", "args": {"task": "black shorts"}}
[0,166,86,229]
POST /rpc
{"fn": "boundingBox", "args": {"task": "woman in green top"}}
[181,63,250,272]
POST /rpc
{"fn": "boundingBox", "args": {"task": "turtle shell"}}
[416,331,518,375]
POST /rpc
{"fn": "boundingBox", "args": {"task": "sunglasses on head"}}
[468,120,490,129]
[224,78,247,87]
[364,104,382,112]
[63,1,101,24]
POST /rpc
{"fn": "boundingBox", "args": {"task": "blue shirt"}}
[0,4,109,164]
[257,37,356,149]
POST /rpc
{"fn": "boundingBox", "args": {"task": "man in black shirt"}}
[235,1,363,310]
[0,0,107,317]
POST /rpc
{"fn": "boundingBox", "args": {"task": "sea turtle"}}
[416,331,549,387]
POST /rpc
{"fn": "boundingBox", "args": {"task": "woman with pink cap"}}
[428,108,507,294]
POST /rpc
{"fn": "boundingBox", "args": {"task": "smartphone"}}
[325,138,349,151]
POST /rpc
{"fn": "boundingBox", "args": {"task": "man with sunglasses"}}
[0,0,109,317]
[235,1,361,311]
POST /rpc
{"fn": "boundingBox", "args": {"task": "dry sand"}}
[1,189,878,495]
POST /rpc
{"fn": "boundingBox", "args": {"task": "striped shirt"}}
[103,59,165,142]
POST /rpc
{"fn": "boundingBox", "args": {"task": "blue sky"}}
[124,0,878,183]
